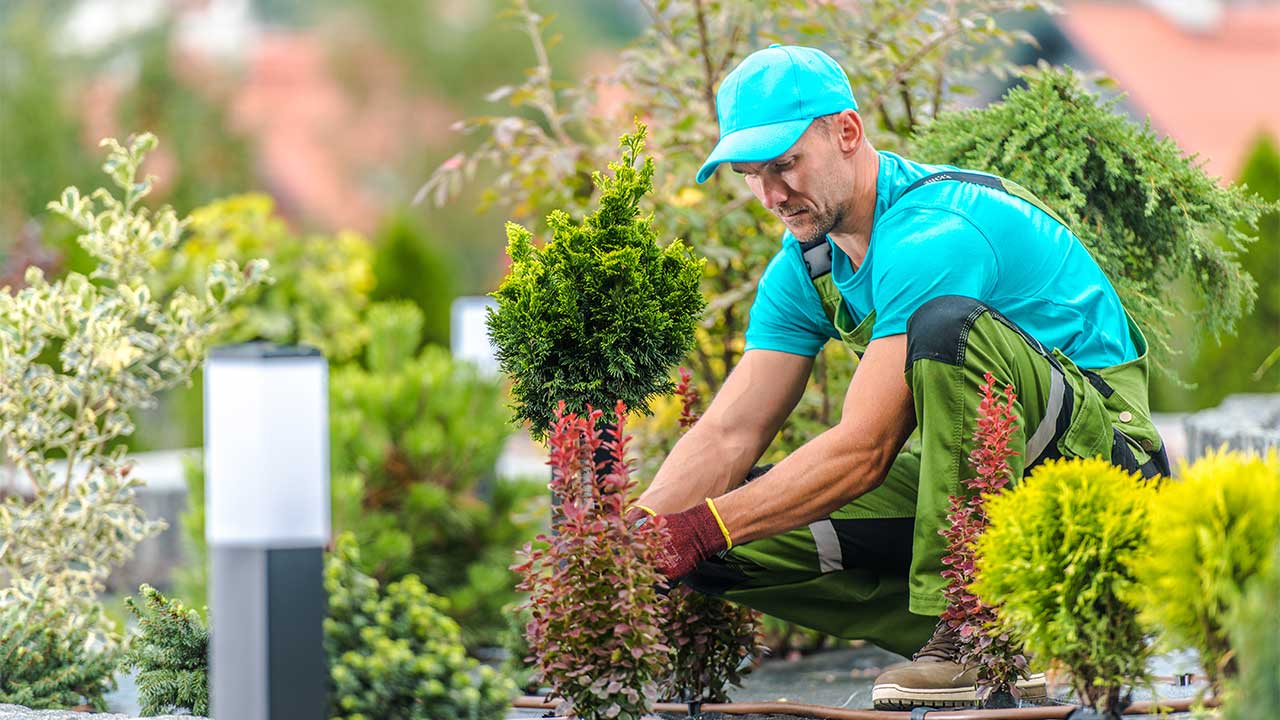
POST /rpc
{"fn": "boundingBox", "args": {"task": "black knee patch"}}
[905,295,989,367]
[906,295,1048,369]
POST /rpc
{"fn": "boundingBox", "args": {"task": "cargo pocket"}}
[1044,351,1116,461]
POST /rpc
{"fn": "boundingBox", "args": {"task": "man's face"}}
[730,120,854,243]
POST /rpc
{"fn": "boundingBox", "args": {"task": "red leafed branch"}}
[659,368,764,703]
[938,372,1028,700]
[513,400,671,720]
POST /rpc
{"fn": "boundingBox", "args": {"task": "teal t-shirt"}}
[744,151,1138,369]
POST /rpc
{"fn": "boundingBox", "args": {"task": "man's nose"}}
[757,176,789,210]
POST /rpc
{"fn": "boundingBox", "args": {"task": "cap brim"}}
[696,117,815,183]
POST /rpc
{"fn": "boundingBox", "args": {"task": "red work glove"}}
[653,499,730,581]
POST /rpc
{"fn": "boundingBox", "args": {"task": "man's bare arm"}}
[636,349,813,515]
[714,334,915,544]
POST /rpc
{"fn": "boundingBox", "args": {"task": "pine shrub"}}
[325,533,514,720]
[330,300,542,646]
[122,584,209,716]
[1130,448,1280,691]
[487,123,705,439]
[513,401,671,720]
[973,458,1153,713]
[0,580,117,710]
[658,368,763,704]
[938,373,1027,702]
[912,67,1273,367]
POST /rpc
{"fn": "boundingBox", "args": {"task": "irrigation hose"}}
[512,694,1219,719]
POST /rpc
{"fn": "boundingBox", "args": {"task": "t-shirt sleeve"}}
[743,243,838,357]
[870,205,999,340]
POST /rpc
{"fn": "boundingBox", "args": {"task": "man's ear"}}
[835,109,864,155]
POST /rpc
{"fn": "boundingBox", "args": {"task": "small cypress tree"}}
[122,584,210,717]
[487,121,705,439]
[912,67,1273,369]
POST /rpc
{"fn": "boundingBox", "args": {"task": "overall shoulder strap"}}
[801,169,1070,326]
[901,170,1071,229]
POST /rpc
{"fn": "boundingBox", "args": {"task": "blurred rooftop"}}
[1058,0,1280,179]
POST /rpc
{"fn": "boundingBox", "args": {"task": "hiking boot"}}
[871,621,1047,710]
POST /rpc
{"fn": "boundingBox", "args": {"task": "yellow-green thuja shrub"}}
[973,458,1154,714]
[1130,448,1280,691]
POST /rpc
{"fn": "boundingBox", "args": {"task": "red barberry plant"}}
[657,368,765,704]
[513,400,671,720]
[938,372,1029,702]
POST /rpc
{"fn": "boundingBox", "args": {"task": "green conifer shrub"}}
[1224,540,1280,720]
[330,300,543,646]
[325,532,515,720]
[912,67,1272,369]
[122,584,209,717]
[487,123,705,439]
[0,580,117,710]
[972,458,1153,715]
[1130,448,1280,692]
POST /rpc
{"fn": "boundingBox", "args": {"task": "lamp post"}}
[205,342,329,720]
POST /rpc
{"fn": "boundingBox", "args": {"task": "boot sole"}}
[872,673,1048,710]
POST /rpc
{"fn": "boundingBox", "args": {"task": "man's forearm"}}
[636,419,759,515]
[713,422,904,545]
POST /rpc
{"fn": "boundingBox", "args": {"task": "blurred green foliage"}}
[1186,134,1280,401]
[325,532,516,720]
[331,301,544,646]
[1225,541,1280,720]
[370,211,454,349]
[167,194,375,362]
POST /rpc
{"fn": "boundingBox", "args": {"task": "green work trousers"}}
[684,295,1168,658]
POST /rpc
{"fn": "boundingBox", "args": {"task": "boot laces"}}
[912,620,962,662]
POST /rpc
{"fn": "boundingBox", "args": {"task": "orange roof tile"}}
[1058,1,1280,181]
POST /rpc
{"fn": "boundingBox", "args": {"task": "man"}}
[631,45,1169,711]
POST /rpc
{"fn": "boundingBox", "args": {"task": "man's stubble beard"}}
[790,202,843,244]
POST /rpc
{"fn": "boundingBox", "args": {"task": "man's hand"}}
[651,500,730,580]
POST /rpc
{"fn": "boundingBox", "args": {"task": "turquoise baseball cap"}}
[696,44,857,183]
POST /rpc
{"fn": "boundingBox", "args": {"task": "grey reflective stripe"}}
[802,241,832,279]
[1025,366,1066,463]
[809,520,843,573]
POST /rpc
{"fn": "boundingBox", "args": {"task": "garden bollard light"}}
[205,342,329,720]
[451,295,500,376]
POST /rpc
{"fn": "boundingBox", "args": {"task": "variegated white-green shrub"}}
[0,133,269,706]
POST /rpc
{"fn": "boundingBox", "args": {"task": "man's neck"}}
[826,146,879,269]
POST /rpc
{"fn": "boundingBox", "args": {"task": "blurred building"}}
[1037,0,1280,181]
